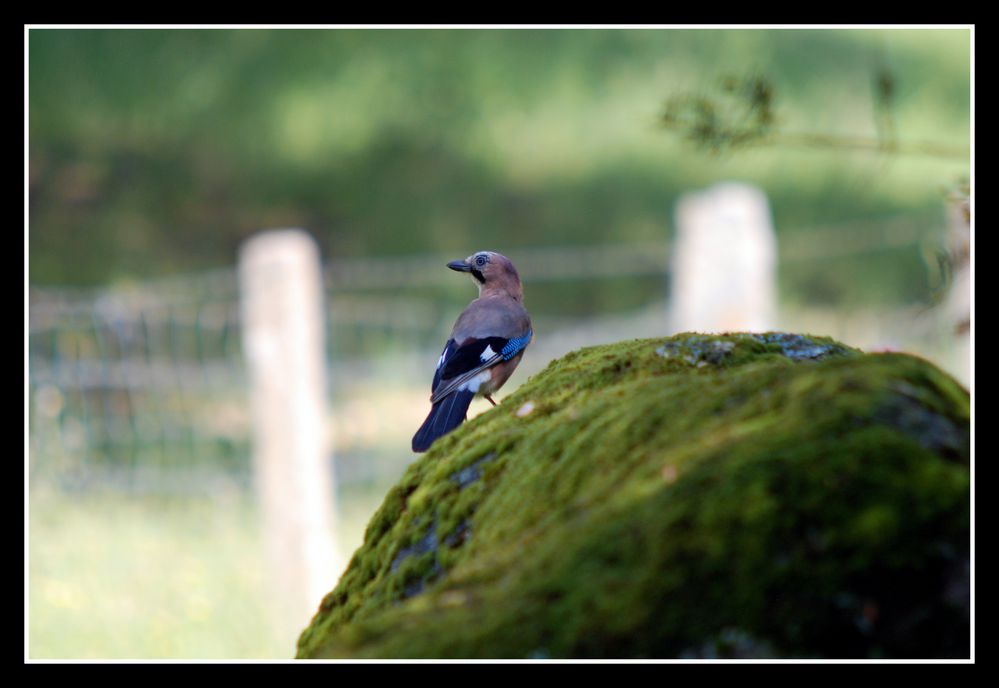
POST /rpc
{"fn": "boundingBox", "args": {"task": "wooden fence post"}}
[669,182,778,334]
[238,229,338,636]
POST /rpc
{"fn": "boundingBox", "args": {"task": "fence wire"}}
[27,219,937,495]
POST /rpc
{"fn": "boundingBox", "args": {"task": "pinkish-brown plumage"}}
[412,251,532,453]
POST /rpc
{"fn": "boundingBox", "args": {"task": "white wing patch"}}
[480,345,496,362]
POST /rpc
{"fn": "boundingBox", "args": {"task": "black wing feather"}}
[432,339,459,394]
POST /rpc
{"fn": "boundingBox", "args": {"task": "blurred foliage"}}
[29,28,970,307]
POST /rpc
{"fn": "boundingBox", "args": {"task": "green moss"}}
[296,332,970,659]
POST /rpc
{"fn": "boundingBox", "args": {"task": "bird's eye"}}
[475,255,487,267]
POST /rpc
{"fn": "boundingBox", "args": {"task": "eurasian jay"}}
[412,251,533,453]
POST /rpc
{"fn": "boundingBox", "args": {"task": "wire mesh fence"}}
[27,214,949,497]
[28,272,248,493]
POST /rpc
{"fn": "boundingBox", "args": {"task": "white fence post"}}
[669,182,778,334]
[944,191,970,385]
[238,229,338,635]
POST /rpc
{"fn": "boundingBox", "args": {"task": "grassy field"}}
[27,485,385,659]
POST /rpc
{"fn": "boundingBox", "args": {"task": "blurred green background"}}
[29,29,969,295]
[27,27,971,660]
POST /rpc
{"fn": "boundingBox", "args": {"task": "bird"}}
[412,251,533,453]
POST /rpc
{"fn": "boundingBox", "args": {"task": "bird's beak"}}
[447,259,472,273]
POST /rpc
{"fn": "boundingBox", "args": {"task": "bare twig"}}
[660,75,969,161]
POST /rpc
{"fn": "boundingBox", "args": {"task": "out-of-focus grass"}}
[27,486,382,659]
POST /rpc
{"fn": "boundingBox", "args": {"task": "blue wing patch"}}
[500,328,533,360]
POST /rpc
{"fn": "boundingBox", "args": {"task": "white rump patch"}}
[459,370,493,393]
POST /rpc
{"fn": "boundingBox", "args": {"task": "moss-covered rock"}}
[297,333,970,659]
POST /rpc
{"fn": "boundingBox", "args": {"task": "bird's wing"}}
[430,330,532,404]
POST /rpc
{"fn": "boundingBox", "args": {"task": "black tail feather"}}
[412,389,475,452]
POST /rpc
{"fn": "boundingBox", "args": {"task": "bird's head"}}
[447,251,523,300]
